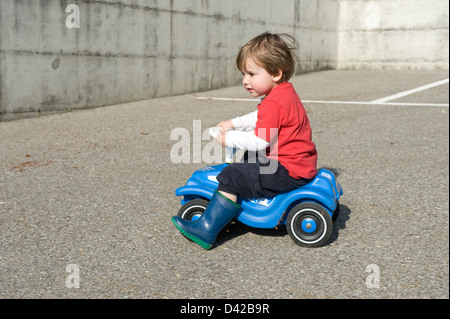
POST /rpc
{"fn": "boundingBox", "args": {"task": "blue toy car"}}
[175,163,343,248]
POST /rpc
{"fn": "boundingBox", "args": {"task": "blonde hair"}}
[236,32,298,83]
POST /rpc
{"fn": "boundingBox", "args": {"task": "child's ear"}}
[273,69,283,83]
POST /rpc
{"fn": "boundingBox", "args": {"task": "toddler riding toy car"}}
[175,159,343,248]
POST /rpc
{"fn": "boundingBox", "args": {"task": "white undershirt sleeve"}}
[225,130,269,151]
[230,111,258,131]
[225,110,269,151]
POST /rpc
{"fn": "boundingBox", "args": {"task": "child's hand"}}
[217,120,234,132]
[215,131,227,147]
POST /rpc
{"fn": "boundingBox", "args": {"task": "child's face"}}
[241,58,281,97]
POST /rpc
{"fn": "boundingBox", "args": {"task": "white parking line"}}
[196,96,449,107]
[370,78,449,104]
[196,97,259,102]
[304,100,448,107]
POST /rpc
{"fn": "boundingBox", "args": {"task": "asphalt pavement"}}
[0,69,448,299]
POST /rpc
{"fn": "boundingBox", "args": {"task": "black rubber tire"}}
[177,199,209,220]
[286,202,333,248]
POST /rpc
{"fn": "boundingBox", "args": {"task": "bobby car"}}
[174,159,343,248]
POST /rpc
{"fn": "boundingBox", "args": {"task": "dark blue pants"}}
[216,152,312,200]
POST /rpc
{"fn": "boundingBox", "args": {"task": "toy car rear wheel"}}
[286,202,333,248]
[177,199,209,221]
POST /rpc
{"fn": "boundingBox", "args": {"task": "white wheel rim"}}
[290,208,328,244]
[181,205,206,220]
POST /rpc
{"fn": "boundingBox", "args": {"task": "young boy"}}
[172,32,318,249]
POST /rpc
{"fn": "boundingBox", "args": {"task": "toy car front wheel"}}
[286,202,333,248]
[177,199,209,221]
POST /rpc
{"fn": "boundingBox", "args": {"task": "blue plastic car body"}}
[175,164,343,230]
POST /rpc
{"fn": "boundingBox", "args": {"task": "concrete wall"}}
[296,0,341,72]
[0,0,303,120]
[0,0,448,121]
[337,0,449,69]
